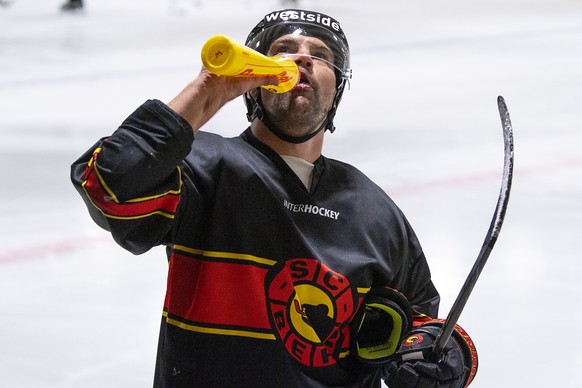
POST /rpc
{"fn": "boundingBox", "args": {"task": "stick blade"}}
[492,96,514,240]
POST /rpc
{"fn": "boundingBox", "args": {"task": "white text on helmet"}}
[265,11,341,33]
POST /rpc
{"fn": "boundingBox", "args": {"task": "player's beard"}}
[261,90,331,138]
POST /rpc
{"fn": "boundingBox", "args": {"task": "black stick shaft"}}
[430,96,514,360]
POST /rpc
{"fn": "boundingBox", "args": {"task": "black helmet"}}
[244,9,352,143]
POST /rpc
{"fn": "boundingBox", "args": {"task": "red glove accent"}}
[386,320,478,388]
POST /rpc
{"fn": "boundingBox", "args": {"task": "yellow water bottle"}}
[201,35,299,93]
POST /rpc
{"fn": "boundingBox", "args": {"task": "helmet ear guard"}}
[243,8,352,141]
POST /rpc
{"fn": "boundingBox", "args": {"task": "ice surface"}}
[1,0,581,386]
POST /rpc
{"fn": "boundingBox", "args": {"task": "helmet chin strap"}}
[262,110,326,144]
[250,93,328,144]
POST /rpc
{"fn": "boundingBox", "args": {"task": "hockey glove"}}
[384,320,478,388]
[353,287,413,366]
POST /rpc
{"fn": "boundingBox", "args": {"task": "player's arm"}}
[352,215,476,386]
[167,68,278,132]
[352,286,477,388]
[70,68,277,254]
[70,100,193,254]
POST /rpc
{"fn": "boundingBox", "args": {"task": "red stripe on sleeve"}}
[82,164,180,219]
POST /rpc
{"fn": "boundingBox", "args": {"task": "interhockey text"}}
[283,199,340,220]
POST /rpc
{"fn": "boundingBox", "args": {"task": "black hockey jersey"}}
[71,99,440,387]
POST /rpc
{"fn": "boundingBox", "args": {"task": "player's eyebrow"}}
[271,37,333,56]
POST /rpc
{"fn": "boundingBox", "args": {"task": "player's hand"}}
[352,286,412,365]
[384,321,478,388]
[198,67,279,105]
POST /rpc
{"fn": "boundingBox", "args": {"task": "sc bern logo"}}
[266,258,355,367]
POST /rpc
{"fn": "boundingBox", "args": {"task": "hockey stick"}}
[429,95,515,361]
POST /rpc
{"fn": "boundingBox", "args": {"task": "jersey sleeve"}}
[390,215,440,320]
[404,250,440,323]
[70,99,195,254]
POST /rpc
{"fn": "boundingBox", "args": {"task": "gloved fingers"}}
[411,353,466,382]
[386,347,468,388]
[387,362,455,388]
[386,362,420,388]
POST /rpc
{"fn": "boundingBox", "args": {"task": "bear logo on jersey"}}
[265,258,356,367]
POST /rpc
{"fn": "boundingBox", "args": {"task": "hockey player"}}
[71,8,477,388]
[60,0,83,12]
